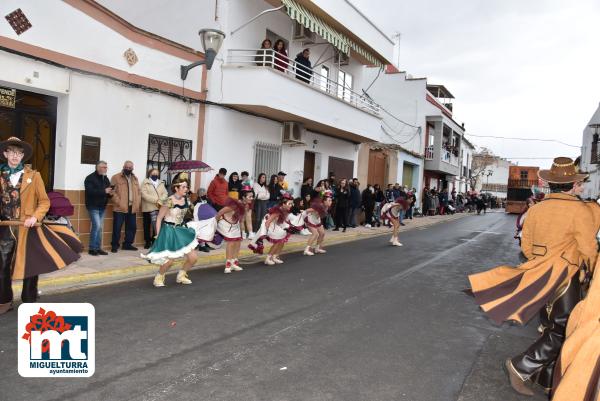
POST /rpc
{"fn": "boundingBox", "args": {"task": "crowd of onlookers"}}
[255,38,314,84]
[82,160,504,257]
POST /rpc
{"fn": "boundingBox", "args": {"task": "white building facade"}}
[580,102,600,200]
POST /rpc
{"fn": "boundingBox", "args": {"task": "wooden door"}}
[328,156,354,180]
[303,151,315,181]
[402,163,413,189]
[367,150,386,186]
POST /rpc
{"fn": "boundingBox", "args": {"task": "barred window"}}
[253,141,281,178]
[146,134,192,186]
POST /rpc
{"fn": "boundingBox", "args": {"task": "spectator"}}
[396,185,407,226]
[273,39,288,72]
[267,174,281,208]
[207,167,229,210]
[140,168,168,249]
[241,171,253,187]
[228,171,242,200]
[431,188,439,215]
[301,177,313,199]
[373,184,384,227]
[385,184,395,203]
[361,184,375,228]
[255,38,272,66]
[406,190,416,219]
[328,172,338,197]
[439,188,448,215]
[277,171,289,192]
[349,178,361,227]
[294,48,313,83]
[253,173,269,227]
[333,178,349,232]
[84,160,112,255]
[240,184,255,239]
[110,160,142,253]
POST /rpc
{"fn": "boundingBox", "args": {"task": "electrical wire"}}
[464,134,580,148]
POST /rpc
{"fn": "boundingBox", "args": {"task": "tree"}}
[470,147,497,191]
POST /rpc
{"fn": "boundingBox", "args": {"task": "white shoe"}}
[176,270,192,285]
[300,228,311,236]
[224,267,232,274]
[365,224,371,228]
[314,246,326,254]
[153,273,166,287]
[389,237,395,243]
[248,232,255,239]
[243,232,249,239]
[264,256,276,266]
[392,240,403,247]
[303,246,314,256]
[273,255,284,264]
[231,260,243,271]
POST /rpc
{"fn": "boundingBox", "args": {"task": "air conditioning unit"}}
[282,122,305,145]
[334,50,350,66]
[293,22,316,44]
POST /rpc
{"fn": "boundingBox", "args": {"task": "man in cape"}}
[468,157,598,395]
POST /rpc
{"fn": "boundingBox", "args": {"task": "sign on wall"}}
[81,136,101,165]
[0,87,16,109]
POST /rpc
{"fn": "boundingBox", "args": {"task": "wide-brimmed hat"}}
[538,157,589,184]
[0,137,33,162]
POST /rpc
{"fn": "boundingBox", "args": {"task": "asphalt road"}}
[0,212,547,401]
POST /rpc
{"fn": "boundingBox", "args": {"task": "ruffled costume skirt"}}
[141,224,198,265]
[248,216,291,254]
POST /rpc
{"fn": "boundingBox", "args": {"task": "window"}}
[320,66,330,93]
[337,70,353,102]
[146,134,192,187]
[520,170,528,180]
[254,141,281,178]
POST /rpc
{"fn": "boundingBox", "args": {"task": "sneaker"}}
[264,256,276,266]
[392,240,403,247]
[300,229,311,236]
[365,224,371,228]
[248,232,255,239]
[273,256,284,264]
[97,249,108,255]
[153,273,166,287]
[122,245,138,251]
[111,248,118,253]
[224,267,232,274]
[176,270,192,285]
[400,222,406,226]
[231,260,243,271]
[303,246,314,256]
[314,247,326,254]
[88,250,98,256]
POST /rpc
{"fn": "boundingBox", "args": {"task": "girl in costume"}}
[381,197,408,247]
[248,193,294,265]
[303,190,333,256]
[143,178,199,287]
[215,188,254,274]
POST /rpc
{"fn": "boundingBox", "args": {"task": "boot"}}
[303,246,314,256]
[264,255,276,266]
[153,273,166,287]
[314,246,326,254]
[504,359,534,396]
[231,259,243,272]
[176,270,192,285]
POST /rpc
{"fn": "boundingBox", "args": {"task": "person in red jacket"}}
[207,168,229,210]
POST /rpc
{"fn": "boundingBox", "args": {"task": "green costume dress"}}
[141,198,197,265]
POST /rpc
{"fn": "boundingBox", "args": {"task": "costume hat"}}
[538,157,588,184]
[0,137,33,162]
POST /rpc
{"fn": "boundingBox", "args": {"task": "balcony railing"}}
[425,145,434,160]
[440,150,459,166]
[227,49,381,116]
[508,179,539,189]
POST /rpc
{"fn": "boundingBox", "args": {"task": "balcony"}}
[221,49,382,143]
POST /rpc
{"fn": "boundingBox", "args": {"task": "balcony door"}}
[0,88,57,190]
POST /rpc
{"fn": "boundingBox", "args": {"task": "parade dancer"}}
[0,137,82,314]
[303,190,333,256]
[215,187,254,274]
[249,193,294,265]
[142,178,198,287]
[380,197,407,247]
[468,157,598,396]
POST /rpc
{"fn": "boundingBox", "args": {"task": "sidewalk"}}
[14,213,469,297]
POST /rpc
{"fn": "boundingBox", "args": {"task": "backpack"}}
[47,191,75,217]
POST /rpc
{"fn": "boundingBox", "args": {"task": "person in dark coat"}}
[349,179,361,227]
[373,184,384,227]
[301,177,313,200]
[361,184,375,227]
[294,48,313,83]
[333,179,349,232]
[84,160,113,255]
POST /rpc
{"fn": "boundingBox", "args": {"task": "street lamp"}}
[485,170,493,190]
[180,28,226,81]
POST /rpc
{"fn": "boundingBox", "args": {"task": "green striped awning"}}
[281,0,383,67]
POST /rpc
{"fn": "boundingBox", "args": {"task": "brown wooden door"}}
[303,151,315,181]
[328,156,354,180]
[367,150,386,187]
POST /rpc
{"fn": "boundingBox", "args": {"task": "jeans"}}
[349,207,359,226]
[374,202,382,224]
[398,209,404,224]
[87,207,105,251]
[254,200,268,228]
[406,207,413,219]
[111,210,137,249]
[142,211,158,245]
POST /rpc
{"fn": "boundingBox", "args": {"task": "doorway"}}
[328,156,354,180]
[0,87,57,190]
[303,151,315,182]
[368,150,387,187]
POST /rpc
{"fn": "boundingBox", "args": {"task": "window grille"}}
[146,134,192,187]
[253,141,281,178]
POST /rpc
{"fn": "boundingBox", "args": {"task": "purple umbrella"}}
[167,160,212,173]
